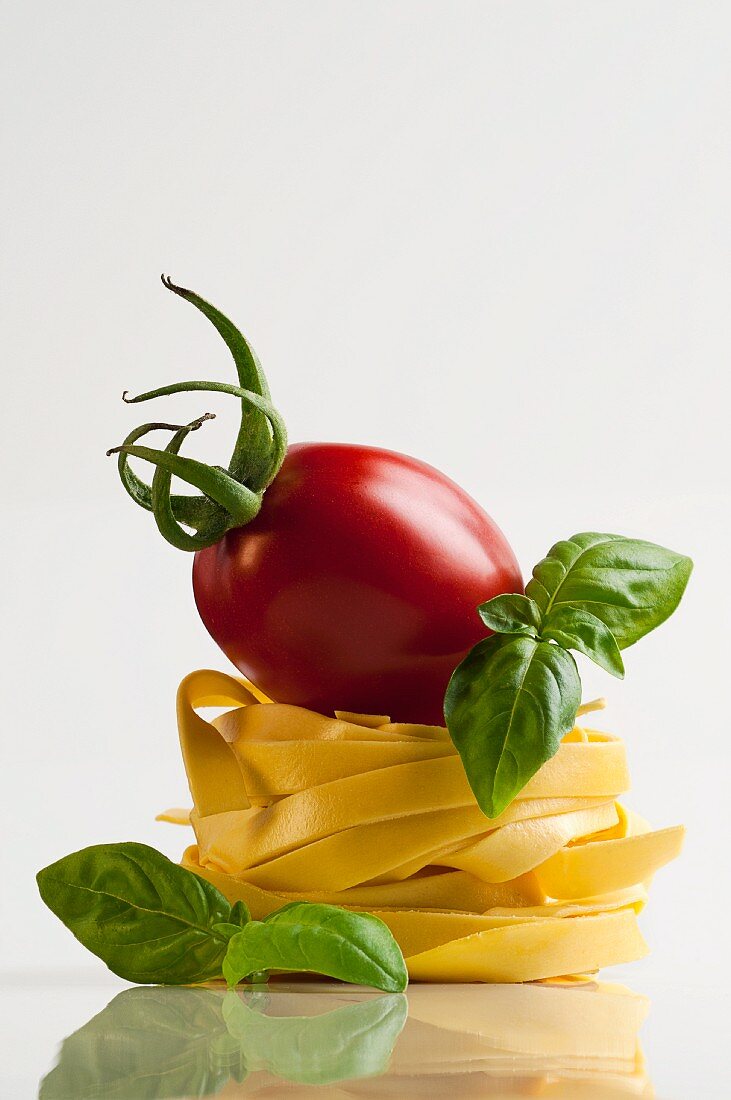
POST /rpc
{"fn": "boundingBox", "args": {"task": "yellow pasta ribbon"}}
[164,669,684,983]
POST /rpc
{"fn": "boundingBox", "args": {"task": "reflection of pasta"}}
[163,670,684,983]
[218,980,653,1098]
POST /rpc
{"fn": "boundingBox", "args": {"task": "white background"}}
[1,2,729,1096]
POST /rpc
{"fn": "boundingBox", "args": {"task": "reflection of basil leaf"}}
[223,902,408,992]
[444,634,581,818]
[526,532,692,649]
[38,984,406,1098]
[38,986,242,1099]
[36,843,233,984]
[542,606,625,678]
[222,989,407,1085]
[478,593,542,636]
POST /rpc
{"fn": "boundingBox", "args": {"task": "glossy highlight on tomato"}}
[193,442,522,724]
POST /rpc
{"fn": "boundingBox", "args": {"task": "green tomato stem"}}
[107,278,288,550]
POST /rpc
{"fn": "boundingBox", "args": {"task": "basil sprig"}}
[37,843,407,992]
[445,532,692,818]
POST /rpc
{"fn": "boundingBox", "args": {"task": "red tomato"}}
[193,442,522,724]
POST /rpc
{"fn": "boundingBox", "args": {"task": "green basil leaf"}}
[444,634,581,818]
[478,593,542,636]
[223,902,408,992]
[223,989,407,1086]
[230,899,251,926]
[212,902,250,941]
[246,969,270,983]
[39,987,240,1100]
[212,922,247,940]
[37,843,233,984]
[542,606,625,678]
[526,532,692,649]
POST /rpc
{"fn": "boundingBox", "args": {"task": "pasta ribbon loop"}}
[166,670,684,982]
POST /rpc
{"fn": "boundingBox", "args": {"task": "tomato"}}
[192,442,522,724]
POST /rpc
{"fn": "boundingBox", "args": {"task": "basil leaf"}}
[478,593,542,636]
[542,606,625,678]
[213,902,251,941]
[37,842,233,984]
[223,902,408,992]
[230,899,251,926]
[526,532,692,649]
[444,634,581,818]
[223,989,407,1086]
[39,987,240,1100]
[212,922,247,940]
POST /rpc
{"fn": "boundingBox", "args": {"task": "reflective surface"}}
[36,979,653,1098]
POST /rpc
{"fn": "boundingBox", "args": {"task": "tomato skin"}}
[192,442,522,725]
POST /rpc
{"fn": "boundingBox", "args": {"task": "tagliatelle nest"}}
[160,670,684,983]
